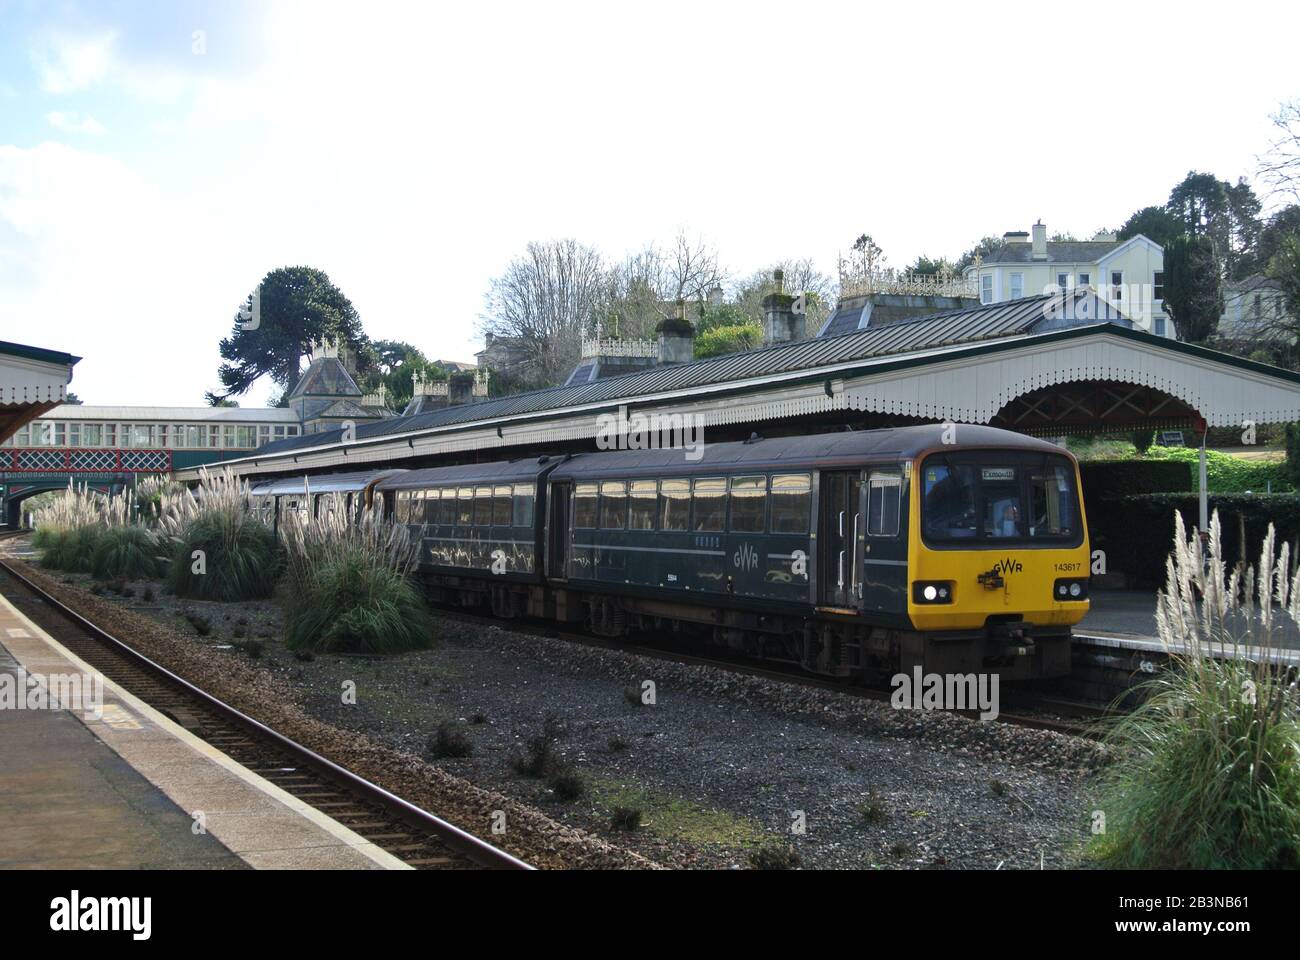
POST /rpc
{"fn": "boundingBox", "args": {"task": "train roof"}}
[548,425,1071,482]
[375,456,564,491]
[249,469,407,496]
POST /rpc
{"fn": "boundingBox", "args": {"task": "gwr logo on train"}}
[993,557,1025,576]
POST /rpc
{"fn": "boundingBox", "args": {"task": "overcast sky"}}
[1,0,1297,408]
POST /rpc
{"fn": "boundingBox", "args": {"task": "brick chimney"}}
[1032,221,1048,261]
[656,299,695,365]
[761,269,802,346]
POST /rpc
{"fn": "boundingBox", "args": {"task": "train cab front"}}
[906,447,1090,681]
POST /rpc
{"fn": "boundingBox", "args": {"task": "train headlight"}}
[1053,578,1089,601]
[913,581,954,604]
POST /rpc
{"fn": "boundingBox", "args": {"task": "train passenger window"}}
[474,487,493,526]
[423,489,440,525]
[438,489,456,525]
[659,479,689,531]
[407,490,423,525]
[692,478,726,532]
[512,484,535,527]
[493,486,513,526]
[396,490,409,524]
[769,474,812,534]
[457,487,474,526]
[867,472,901,536]
[600,480,628,529]
[573,483,598,529]
[729,476,767,532]
[628,480,657,530]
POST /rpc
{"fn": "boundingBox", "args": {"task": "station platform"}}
[1081,588,1300,648]
[0,593,408,870]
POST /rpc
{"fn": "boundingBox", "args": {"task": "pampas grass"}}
[279,493,432,653]
[159,467,280,601]
[1089,510,1300,869]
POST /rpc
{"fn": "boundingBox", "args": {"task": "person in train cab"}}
[994,501,1020,537]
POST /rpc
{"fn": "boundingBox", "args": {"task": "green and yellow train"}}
[252,424,1090,681]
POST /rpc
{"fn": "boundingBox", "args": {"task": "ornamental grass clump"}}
[30,482,157,576]
[1089,510,1300,869]
[159,467,280,601]
[90,525,164,581]
[279,493,432,654]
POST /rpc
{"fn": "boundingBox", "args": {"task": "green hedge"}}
[1089,493,1300,587]
[1145,447,1294,494]
[1079,460,1192,526]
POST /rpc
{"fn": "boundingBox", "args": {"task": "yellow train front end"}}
[904,446,1089,680]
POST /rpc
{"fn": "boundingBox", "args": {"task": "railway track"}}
[429,605,1112,739]
[0,545,532,871]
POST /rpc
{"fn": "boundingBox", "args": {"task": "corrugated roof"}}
[548,425,1067,481]
[40,404,299,422]
[247,294,1074,459]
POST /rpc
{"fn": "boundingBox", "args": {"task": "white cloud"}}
[30,30,118,94]
[46,111,105,135]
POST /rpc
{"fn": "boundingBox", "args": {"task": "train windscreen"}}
[920,451,1081,547]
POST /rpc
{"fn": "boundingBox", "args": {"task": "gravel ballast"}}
[6,545,1105,870]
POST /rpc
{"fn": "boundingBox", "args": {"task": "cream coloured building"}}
[964,221,1171,336]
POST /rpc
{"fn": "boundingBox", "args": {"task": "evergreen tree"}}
[1164,234,1224,343]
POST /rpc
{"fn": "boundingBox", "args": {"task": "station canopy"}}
[174,293,1300,480]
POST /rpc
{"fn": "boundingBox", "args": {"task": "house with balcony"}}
[963,222,1171,336]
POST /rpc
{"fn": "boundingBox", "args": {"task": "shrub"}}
[428,722,473,759]
[90,525,163,581]
[548,769,586,801]
[694,323,762,359]
[39,526,102,574]
[1147,446,1294,494]
[278,493,431,654]
[164,509,280,601]
[858,791,888,825]
[1091,493,1300,587]
[1088,513,1300,869]
[748,845,801,870]
[512,714,564,777]
[610,806,642,831]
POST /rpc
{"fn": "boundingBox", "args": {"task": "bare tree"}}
[604,231,727,338]
[1259,99,1300,204]
[665,230,725,301]
[480,239,608,387]
[732,259,838,337]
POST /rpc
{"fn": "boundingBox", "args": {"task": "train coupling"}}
[987,620,1034,657]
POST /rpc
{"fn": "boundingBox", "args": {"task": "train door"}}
[547,481,571,579]
[818,471,862,608]
[863,467,907,617]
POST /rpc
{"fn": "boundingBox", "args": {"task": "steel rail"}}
[0,553,533,870]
